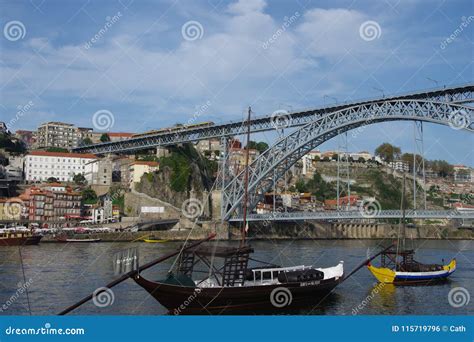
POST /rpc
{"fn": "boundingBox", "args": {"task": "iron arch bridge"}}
[73,84,474,154]
[222,100,474,221]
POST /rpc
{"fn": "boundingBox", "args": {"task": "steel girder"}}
[228,210,474,222]
[222,100,474,220]
[73,84,474,154]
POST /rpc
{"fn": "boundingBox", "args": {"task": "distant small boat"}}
[143,238,168,243]
[56,237,101,243]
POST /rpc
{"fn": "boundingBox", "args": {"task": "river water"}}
[0,239,472,315]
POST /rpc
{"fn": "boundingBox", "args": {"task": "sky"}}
[0,0,473,166]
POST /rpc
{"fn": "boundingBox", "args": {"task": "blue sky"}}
[0,0,473,166]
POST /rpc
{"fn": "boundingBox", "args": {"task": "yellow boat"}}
[143,238,168,243]
[367,252,456,285]
[367,175,457,285]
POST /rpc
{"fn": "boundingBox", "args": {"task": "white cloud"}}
[227,0,267,15]
[296,8,381,58]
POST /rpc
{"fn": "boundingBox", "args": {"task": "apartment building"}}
[228,148,259,175]
[40,184,82,219]
[453,165,473,183]
[37,122,81,149]
[24,151,97,182]
[195,138,221,154]
[21,187,54,221]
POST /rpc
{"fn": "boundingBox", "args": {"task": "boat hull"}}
[367,259,456,285]
[56,238,102,243]
[133,275,342,314]
[0,235,42,246]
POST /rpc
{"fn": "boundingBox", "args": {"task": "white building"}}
[129,161,159,186]
[388,160,409,173]
[25,151,97,182]
[350,151,373,162]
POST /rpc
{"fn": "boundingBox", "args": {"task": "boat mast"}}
[241,106,252,247]
[401,173,407,251]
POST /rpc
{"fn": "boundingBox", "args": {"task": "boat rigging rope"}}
[18,246,32,315]
[167,151,223,274]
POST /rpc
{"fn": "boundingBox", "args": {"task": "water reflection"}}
[0,240,472,315]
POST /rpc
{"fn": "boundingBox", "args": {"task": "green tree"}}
[304,172,337,201]
[255,142,269,153]
[427,160,453,177]
[100,133,111,142]
[0,133,26,154]
[295,179,308,193]
[401,153,424,171]
[246,141,269,153]
[375,143,401,163]
[73,173,87,185]
[81,188,98,204]
[80,137,93,146]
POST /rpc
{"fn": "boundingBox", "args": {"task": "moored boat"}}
[56,236,101,243]
[133,107,344,314]
[0,231,42,246]
[367,175,456,285]
[367,249,456,285]
[142,238,168,243]
[134,244,344,313]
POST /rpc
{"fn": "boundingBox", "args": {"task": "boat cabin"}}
[176,245,254,287]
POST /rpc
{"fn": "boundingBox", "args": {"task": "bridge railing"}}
[228,210,474,222]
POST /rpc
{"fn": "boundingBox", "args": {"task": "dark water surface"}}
[0,239,472,315]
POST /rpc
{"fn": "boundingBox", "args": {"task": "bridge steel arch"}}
[222,100,473,220]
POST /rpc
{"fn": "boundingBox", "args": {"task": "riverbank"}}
[38,221,474,242]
